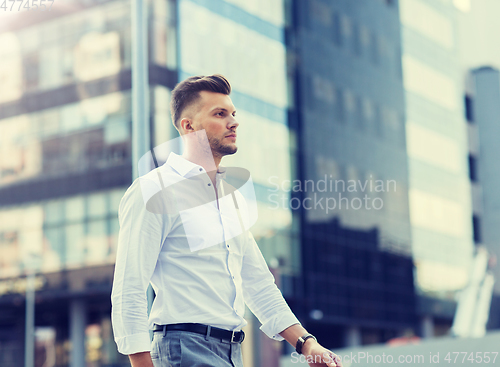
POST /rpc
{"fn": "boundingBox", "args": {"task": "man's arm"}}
[111,177,169,359]
[128,352,155,367]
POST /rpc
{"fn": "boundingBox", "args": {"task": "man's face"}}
[189,90,239,157]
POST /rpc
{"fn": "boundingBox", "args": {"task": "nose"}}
[228,117,239,130]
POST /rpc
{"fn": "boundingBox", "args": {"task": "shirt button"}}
[232,276,235,279]
[208,183,211,186]
[199,168,203,171]
[226,244,229,248]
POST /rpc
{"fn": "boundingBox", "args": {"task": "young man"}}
[111,74,342,367]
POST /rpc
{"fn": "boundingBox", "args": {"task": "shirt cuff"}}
[259,311,301,341]
[115,332,152,355]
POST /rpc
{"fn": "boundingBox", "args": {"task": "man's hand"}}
[302,338,343,367]
[129,351,155,367]
[279,324,342,367]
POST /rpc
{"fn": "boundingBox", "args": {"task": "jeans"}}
[150,330,244,367]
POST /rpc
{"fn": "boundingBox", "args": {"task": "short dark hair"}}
[170,74,231,130]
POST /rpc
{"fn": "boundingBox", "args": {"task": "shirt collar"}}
[166,152,227,179]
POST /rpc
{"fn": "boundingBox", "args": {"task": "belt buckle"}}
[231,330,244,343]
[231,330,238,343]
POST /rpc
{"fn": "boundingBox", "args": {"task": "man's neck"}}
[182,150,222,184]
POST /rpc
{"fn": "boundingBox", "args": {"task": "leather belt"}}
[152,323,245,343]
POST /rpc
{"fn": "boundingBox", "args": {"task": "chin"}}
[220,145,238,156]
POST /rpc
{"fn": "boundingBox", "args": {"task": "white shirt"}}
[111,152,300,355]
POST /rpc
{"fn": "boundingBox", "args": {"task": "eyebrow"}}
[211,107,237,115]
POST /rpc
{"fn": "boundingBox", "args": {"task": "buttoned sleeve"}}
[111,177,169,355]
[241,230,301,341]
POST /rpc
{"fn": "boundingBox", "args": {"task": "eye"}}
[215,111,224,116]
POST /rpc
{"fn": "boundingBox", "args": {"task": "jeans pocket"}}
[165,332,182,367]
[150,335,160,360]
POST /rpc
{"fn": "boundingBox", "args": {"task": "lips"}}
[226,133,236,138]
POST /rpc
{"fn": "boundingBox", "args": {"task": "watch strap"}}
[295,333,317,355]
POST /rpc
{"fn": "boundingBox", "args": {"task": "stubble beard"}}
[209,135,238,157]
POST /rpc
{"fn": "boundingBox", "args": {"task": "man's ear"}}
[180,117,194,134]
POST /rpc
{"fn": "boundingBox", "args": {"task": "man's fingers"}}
[323,351,341,367]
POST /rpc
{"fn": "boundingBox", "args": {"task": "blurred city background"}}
[1,0,500,366]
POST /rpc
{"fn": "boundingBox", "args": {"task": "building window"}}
[468,154,478,182]
[360,25,371,58]
[309,0,333,27]
[340,14,352,48]
[370,32,379,65]
[395,45,403,79]
[23,52,39,92]
[333,12,342,46]
[0,91,132,187]
[355,95,364,129]
[352,22,362,56]
[362,97,375,128]
[400,0,454,49]
[465,95,474,123]
[378,36,393,72]
[406,122,462,172]
[335,87,345,123]
[312,74,336,104]
[472,215,481,244]
[402,55,457,111]
[374,104,383,137]
[343,89,356,122]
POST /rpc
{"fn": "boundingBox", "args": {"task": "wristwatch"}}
[295,333,317,355]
